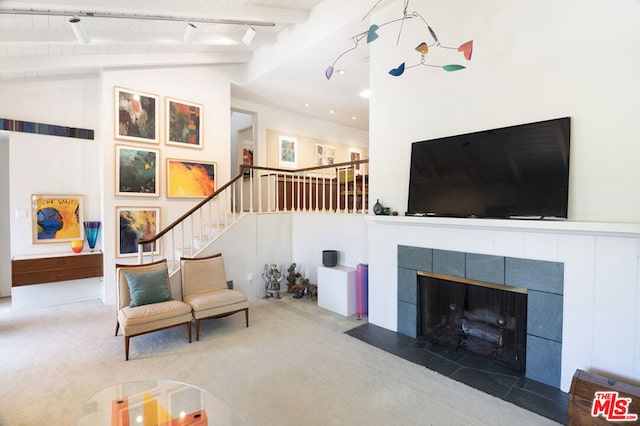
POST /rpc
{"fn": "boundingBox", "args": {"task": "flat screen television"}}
[407,117,571,219]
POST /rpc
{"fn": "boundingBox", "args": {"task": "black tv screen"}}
[407,117,571,219]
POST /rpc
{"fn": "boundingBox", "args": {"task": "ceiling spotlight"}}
[68,16,89,44]
[242,26,256,45]
[183,22,197,44]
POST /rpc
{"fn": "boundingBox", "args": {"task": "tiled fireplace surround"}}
[396,245,563,388]
[366,216,640,393]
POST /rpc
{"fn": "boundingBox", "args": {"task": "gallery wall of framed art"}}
[111,84,216,258]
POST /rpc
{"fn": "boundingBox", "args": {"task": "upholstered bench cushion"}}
[118,300,193,336]
[184,289,247,312]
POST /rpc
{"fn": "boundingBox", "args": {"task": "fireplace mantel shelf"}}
[366,215,640,238]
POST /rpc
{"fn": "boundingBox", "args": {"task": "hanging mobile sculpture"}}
[325,0,473,79]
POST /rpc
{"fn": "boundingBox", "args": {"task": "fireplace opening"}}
[418,272,528,373]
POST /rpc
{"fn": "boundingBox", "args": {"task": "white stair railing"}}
[137,159,368,269]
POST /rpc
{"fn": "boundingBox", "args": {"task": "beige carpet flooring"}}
[0,296,559,425]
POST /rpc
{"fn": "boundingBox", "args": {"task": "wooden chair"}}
[115,259,193,360]
[180,253,249,341]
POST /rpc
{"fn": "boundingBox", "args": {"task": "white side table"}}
[317,265,357,317]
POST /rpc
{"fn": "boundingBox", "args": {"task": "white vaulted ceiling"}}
[0,0,380,129]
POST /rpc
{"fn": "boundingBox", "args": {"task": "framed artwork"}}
[315,144,335,166]
[242,145,254,166]
[116,206,160,257]
[115,87,159,144]
[165,97,203,148]
[167,158,216,198]
[31,194,84,244]
[350,148,362,170]
[279,135,297,168]
[115,145,160,197]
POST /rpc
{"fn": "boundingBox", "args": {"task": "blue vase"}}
[83,221,101,251]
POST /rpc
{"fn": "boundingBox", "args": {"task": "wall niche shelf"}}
[11,251,103,287]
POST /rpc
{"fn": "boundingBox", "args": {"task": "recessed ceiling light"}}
[360,89,371,98]
[352,116,357,120]
[329,110,335,114]
[304,103,310,107]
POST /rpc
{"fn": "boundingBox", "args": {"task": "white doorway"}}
[230,109,256,211]
[0,131,11,297]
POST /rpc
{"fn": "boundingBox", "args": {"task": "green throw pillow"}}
[125,268,172,307]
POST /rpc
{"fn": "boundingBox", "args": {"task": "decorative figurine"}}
[286,263,302,293]
[292,276,310,299]
[263,264,284,299]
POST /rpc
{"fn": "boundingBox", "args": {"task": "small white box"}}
[317,265,357,317]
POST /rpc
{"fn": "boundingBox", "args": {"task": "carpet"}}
[0,296,559,425]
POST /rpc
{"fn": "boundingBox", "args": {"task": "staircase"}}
[136,159,369,272]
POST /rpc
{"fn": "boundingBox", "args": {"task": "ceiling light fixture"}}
[242,26,256,45]
[0,8,275,28]
[325,0,473,80]
[183,22,197,44]
[68,16,89,44]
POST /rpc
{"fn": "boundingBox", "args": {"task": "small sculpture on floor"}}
[263,264,284,299]
[286,263,301,293]
[291,276,310,299]
[307,283,318,300]
[283,263,317,300]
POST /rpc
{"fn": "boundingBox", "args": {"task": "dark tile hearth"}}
[345,323,568,424]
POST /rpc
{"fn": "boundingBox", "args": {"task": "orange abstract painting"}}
[167,159,215,198]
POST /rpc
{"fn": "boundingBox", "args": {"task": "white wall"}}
[231,98,368,169]
[0,78,103,304]
[369,0,640,223]
[1,65,368,308]
[291,213,368,284]
[194,212,367,300]
[2,78,102,257]
[100,66,233,304]
[364,0,640,392]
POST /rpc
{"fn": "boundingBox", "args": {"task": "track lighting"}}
[68,16,89,44]
[242,26,256,45]
[183,22,197,44]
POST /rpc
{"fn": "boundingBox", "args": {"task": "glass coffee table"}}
[77,380,233,425]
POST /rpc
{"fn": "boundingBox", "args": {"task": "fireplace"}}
[397,246,564,388]
[418,272,528,373]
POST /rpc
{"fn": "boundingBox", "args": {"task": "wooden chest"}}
[568,369,640,425]
[12,251,103,286]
